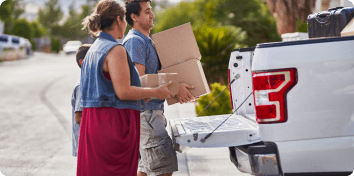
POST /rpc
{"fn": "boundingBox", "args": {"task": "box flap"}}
[169,114,261,149]
[341,18,354,37]
[152,23,201,68]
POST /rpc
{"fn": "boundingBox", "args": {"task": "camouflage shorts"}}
[138,110,178,175]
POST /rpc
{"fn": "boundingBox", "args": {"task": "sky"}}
[22,0,181,15]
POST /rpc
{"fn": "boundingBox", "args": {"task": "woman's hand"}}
[155,81,175,100]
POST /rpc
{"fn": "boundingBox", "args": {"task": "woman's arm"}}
[104,45,174,101]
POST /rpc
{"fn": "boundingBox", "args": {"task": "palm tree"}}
[194,25,246,84]
[266,0,316,35]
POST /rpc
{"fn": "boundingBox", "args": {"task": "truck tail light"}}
[228,69,234,110]
[252,68,297,124]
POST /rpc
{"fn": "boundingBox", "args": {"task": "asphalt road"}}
[0,52,78,175]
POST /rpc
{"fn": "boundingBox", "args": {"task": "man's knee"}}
[137,171,147,176]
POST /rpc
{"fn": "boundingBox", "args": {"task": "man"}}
[123,1,195,176]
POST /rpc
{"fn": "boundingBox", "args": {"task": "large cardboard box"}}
[158,59,210,105]
[151,23,201,68]
[341,18,354,37]
[140,73,178,95]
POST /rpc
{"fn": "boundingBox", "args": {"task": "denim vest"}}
[80,32,144,110]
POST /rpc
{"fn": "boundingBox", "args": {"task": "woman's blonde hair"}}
[82,0,125,37]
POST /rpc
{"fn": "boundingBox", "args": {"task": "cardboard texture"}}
[341,18,354,37]
[140,73,178,94]
[151,23,201,69]
[158,59,210,105]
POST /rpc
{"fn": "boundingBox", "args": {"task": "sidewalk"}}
[164,102,249,176]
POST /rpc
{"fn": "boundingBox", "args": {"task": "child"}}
[71,44,91,157]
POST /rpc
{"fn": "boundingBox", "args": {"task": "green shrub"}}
[50,36,61,53]
[196,82,232,116]
[30,39,36,51]
[11,19,34,40]
[296,18,308,33]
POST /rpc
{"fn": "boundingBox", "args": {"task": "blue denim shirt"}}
[80,32,144,110]
[123,29,164,111]
[71,78,82,157]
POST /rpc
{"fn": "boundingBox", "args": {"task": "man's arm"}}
[135,63,151,102]
[135,63,146,77]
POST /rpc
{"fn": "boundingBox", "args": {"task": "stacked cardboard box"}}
[152,23,210,105]
[140,73,178,96]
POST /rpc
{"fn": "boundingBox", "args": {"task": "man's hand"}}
[175,83,195,104]
[144,98,151,102]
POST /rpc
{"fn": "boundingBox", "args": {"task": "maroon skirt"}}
[77,107,140,176]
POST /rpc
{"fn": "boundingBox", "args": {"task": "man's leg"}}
[137,171,147,176]
[138,110,178,176]
[158,173,173,176]
[137,171,172,176]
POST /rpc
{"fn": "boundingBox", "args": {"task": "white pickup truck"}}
[169,36,354,176]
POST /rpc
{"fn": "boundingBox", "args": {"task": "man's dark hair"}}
[125,0,151,27]
[76,44,92,68]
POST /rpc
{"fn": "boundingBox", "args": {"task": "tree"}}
[37,0,63,30]
[30,21,46,38]
[153,1,205,33]
[0,0,12,22]
[154,0,281,47]
[194,25,246,84]
[0,0,25,34]
[153,0,246,84]
[212,0,281,47]
[59,2,88,40]
[11,18,34,40]
[12,0,24,20]
[266,0,316,35]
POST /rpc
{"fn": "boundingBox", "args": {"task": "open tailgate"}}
[169,114,261,149]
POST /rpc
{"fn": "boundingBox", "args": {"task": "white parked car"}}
[63,40,82,55]
[0,34,26,60]
[0,34,21,51]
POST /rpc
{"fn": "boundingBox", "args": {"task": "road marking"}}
[39,76,71,137]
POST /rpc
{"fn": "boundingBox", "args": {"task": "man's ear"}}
[79,59,83,66]
[131,13,137,22]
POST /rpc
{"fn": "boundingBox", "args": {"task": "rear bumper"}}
[229,142,282,176]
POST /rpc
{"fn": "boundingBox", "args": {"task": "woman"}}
[77,0,174,175]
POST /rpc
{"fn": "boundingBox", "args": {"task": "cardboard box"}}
[158,59,210,105]
[140,73,178,94]
[341,18,354,37]
[151,23,201,68]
